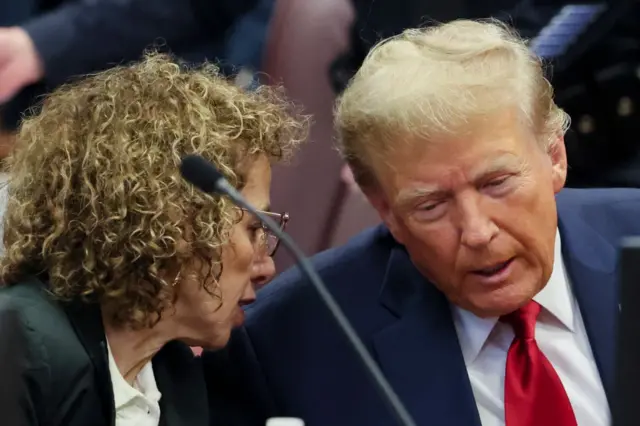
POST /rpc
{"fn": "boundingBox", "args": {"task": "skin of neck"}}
[102,312,180,385]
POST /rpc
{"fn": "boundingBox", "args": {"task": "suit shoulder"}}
[248,225,394,314]
[0,280,55,409]
[558,188,640,236]
[0,278,88,368]
[557,187,640,209]
[0,278,56,326]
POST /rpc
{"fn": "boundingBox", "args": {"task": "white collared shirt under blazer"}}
[452,230,610,426]
[107,339,162,426]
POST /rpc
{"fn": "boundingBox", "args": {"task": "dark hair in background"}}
[329,0,567,94]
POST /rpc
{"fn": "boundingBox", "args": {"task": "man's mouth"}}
[472,258,515,277]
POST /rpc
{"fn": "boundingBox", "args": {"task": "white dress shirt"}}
[452,230,610,426]
[107,340,162,426]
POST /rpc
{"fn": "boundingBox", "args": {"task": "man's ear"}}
[364,188,406,245]
[548,134,568,194]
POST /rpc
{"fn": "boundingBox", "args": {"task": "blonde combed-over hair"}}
[0,53,307,328]
[336,19,570,188]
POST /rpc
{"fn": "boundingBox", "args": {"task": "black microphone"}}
[180,154,417,426]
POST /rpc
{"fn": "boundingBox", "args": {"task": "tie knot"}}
[500,301,541,339]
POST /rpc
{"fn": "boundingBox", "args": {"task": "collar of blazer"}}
[61,295,116,426]
[60,283,210,426]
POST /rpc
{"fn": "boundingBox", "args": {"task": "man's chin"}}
[465,287,539,317]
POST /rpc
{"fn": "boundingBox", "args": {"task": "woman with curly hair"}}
[0,53,306,426]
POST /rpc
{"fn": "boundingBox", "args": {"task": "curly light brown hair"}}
[0,52,307,328]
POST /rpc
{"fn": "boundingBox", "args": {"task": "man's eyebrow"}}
[469,153,524,181]
[395,185,443,207]
[393,154,524,207]
[254,203,271,213]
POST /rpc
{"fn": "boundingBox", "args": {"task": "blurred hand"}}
[0,27,44,104]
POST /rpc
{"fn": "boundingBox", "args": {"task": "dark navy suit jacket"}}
[204,188,640,426]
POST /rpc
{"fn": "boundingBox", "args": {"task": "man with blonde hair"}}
[204,19,639,425]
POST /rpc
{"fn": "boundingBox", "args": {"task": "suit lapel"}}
[372,247,482,426]
[62,300,115,426]
[64,306,208,426]
[369,199,619,423]
[558,209,618,400]
[153,341,209,426]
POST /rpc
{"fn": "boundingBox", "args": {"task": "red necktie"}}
[502,301,577,426]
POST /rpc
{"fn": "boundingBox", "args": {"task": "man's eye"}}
[418,201,442,212]
[413,201,447,222]
[247,222,262,235]
[486,177,509,187]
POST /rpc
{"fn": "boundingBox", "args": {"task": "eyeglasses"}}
[244,209,290,257]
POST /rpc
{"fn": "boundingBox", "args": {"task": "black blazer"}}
[0,277,210,426]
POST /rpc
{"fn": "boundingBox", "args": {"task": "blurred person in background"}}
[0,0,275,246]
[204,19,640,425]
[0,0,270,143]
[0,52,305,426]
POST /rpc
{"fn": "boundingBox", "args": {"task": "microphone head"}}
[180,154,225,194]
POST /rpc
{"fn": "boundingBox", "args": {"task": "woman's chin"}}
[190,338,227,352]
[231,307,246,328]
[178,311,245,350]
[180,328,231,351]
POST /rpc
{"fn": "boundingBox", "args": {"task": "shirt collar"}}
[106,338,161,410]
[533,229,575,332]
[452,229,575,364]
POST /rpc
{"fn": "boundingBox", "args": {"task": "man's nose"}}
[459,197,498,249]
[251,255,277,290]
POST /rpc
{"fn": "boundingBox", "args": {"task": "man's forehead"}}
[240,156,272,211]
[475,153,525,175]
[245,196,271,212]
[240,183,271,211]
[390,152,525,203]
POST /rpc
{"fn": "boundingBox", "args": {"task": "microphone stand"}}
[215,178,417,426]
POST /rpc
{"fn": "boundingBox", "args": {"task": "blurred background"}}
[0,0,637,271]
